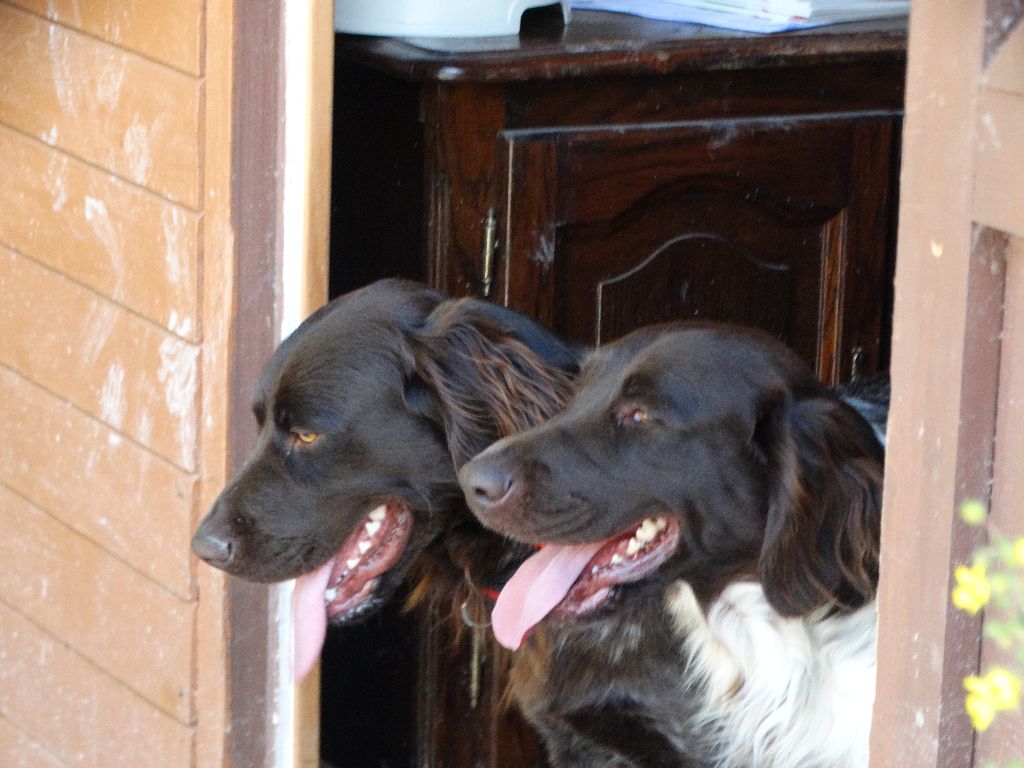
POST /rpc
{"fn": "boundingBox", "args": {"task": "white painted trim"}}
[273,0,317,766]
[272,582,296,768]
[281,0,314,341]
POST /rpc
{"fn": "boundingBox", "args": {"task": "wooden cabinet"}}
[332,12,905,378]
[327,11,905,767]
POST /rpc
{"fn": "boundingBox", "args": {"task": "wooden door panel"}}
[589,232,796,347]
[555,187,836,362]
[560,120,855,222]
[499,115,896,382]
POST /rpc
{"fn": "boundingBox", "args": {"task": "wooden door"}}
[496,114,899,382]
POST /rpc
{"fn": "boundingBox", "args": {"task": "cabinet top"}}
[334,10,907,83]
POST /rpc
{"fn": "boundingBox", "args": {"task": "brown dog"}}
[192,279,580,678]
[460,323,885,768]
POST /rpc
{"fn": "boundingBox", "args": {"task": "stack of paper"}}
[572,0,908,33]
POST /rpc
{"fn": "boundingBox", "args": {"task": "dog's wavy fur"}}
[412,299,578,472]
[669,583,876,768]
[405,297,578,618]
[758,394,883,618]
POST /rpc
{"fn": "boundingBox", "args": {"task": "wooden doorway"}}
[870,2,1023,766]
[227,0,333,765]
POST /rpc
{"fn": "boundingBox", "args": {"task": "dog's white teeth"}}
[346,557,360,570]
[368,506,387,522]
[635,519,658,543]
[324,588,338,602]
[626,537,642,556]
[610,553,624,565]
[365,520,382,537]
[357,540,372,555]
[655,517,667,532]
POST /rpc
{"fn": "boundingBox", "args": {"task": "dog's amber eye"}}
[619,407,652,426]
[294,430,319,444]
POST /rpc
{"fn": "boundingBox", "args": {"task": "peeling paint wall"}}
[0,1,233,766]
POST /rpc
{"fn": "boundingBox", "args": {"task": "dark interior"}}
[322,11,905,766]
[318,597,418,768]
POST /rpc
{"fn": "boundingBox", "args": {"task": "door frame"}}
[869,3,1023,766]
[225,2,1024,765]
[228,0,332,766]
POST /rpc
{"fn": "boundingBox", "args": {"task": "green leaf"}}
[995,535,1017,565]
[990,573,1013,597]
[983,621,1015,649]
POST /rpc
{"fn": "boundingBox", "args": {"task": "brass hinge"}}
[850,345,866,381]
[481,207,497,297]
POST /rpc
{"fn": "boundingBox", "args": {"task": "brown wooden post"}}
[228,1,285,766]
[871,2,1023,767]
[972,14,1024,764]
[870,0,987,765]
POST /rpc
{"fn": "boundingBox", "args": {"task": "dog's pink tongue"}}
[491,542,604,650]
[291,560,333,683]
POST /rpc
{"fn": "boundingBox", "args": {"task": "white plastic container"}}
[335,0,571,37]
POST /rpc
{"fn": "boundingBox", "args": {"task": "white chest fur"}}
[665,581,876,768]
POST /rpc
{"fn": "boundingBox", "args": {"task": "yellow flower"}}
[965,688,997,731]
[952,562,990,615]
[982,667,1021,710]
[963,668,1022,731]
[1011,537,1024,567]
[959,500,988,526]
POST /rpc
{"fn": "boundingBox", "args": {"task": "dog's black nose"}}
[191,527,235,567]
[459,460,515,511]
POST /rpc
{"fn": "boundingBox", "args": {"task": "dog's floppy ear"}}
[409,298,580,468]
[755,393,884,617]
[453,299,583,373]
